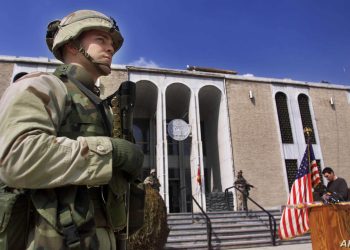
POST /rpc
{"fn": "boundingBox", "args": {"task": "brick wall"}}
[310,87,350,182]
[226,79,286,208]
[0,62,14,98]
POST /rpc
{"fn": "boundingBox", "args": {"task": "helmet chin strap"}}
[73,41,112,76]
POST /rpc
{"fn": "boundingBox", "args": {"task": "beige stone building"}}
[1,55,350,213]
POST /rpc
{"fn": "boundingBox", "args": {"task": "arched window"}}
[275,92,293,143]
[12,72,28,83]
[298,94,316,144]
[285,159,298,191]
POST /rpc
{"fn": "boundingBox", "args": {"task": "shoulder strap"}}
[54,65,112,137]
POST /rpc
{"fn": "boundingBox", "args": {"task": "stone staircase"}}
[165,210,310,249]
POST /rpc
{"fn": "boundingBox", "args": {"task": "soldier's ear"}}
[60,43,76,62]
[64,42,79,55]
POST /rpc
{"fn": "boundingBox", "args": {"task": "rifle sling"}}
[66,74,112,137]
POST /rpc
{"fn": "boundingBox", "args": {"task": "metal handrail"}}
[191,195,212,250]
[224,185,277,246]
[180,186,212,250]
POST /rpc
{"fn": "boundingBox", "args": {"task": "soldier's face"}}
[79,30,115,66]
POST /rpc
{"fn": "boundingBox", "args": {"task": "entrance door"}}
[168,178,180,212]
[168,137,192,213]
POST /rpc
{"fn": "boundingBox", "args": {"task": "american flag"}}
[278,143,321,240]
[309,145,321,187]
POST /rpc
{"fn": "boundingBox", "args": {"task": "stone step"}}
[168,213,281,221]
[279,237,311,245]
[169,227,271,237]
[166,210,309,249]
[169,209,281,214]
[168,232,310,243]
[165,236,311,250]
[168,210,281,219]
[169,221,269,231]
[168,216,277,225]
[165,238,274,250]
[168,216,281,224]
[167,214,281,224]
[167,231,272,243]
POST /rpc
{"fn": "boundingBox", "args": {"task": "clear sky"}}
[1,0,350,85]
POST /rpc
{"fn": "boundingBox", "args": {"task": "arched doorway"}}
[133,80,158,180]
[198,86,222,193]
[165,82,192,212]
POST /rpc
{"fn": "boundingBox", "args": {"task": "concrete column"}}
[156,90,166,202]
[218,91,234,190]
[189,91,206,212]
[161,89,170,212]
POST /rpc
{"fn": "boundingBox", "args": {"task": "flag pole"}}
[303,127,314,203]
[303,127,312,170]
[304,127,322,192]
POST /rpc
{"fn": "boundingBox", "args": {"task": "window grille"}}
[275,92,293,143]
[298,94,316,144]
[285,159,298,191]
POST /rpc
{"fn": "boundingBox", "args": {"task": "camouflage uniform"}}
[0,10,143,250]
[234,171,254,211]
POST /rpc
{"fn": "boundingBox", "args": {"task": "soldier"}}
[0,10,143,250]
[234,170,254,211]
[144,168,161,191]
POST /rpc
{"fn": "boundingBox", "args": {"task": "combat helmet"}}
[46,10,123,74]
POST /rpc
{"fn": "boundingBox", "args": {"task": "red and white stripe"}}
[278,173,313,239]
[310,160,321,187]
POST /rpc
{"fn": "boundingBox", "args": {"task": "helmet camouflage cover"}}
[46,10,124,61]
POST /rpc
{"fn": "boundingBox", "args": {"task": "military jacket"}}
[0,64,114,249]
[0,65,113,188]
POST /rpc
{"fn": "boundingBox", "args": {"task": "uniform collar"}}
[56,64,96,90]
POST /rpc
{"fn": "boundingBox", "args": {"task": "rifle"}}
[104,81,145,249]
[106,81,136,141]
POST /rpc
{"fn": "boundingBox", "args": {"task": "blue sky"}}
[1,0,350,85]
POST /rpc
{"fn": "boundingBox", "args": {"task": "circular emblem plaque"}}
[167,119,191,141]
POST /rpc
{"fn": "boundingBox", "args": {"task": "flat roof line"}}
[1,55,349,90]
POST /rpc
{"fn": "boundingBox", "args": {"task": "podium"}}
[309,203,350,250]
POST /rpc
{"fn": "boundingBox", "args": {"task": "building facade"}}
[1,56,350,212]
